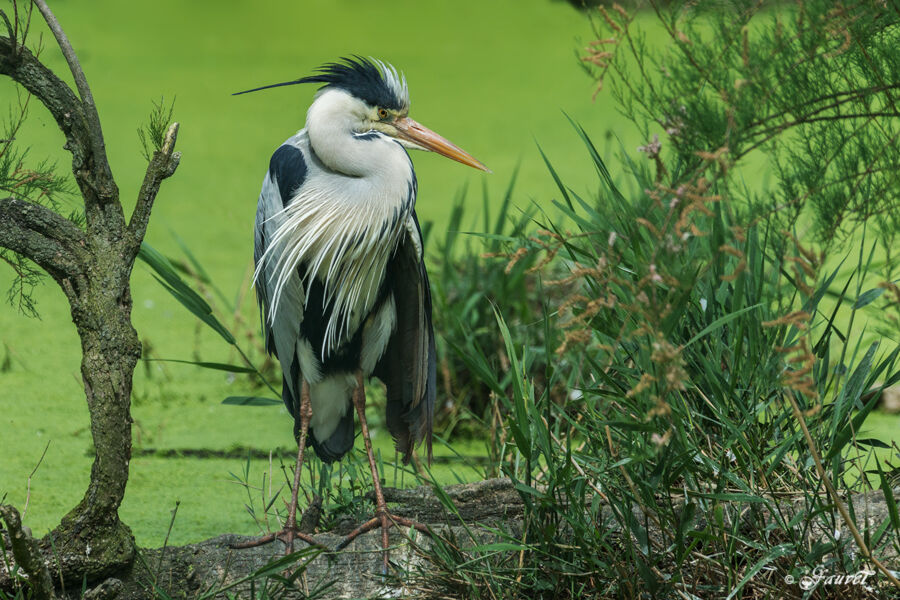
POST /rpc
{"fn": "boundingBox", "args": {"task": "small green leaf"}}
[853,287,886,309]
[855,437,891,449]
[678,502,697,537]
[139,243,212,314]
[513,482,544,497]
[470,542,529,553]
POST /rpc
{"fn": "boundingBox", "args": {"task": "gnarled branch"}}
[0,29,122,238]
[0,196,86,283]
[0,35,90,177]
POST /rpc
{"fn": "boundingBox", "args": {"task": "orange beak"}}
[393,117,491,172]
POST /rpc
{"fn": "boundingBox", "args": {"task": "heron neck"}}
[306,92,404,179]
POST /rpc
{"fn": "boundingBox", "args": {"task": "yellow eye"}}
[378,108,388,120]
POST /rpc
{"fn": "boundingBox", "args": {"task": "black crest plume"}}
[233,56,407,111]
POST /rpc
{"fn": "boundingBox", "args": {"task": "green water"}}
[1,1,897,549]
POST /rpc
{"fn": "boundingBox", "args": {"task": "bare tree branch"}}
[127,122,181,254]
[31,0,111,186]
[0,196,86,282]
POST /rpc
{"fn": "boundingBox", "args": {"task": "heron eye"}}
[377,108,388,120]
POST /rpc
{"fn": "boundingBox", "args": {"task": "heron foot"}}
[335,509,431,573]
[230,493,324,555]
[230,527,325,553]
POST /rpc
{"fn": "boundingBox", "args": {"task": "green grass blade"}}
[535,141,572,210]
[139,242,212,314]
[725,543,794,600]
[876,457,900,531]
[826,381,880,461]
[141,243,236,344]
[144,358,256,373]
[222,396,281,406]
[683,304,762,348]
[170,230,235,312]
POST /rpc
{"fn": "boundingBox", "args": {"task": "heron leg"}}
[335,371,431,574]
[281,379,316,553]
[230,379,323,553]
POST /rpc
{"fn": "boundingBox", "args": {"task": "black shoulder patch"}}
[269,144,307,207]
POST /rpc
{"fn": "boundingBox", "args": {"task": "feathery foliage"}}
[0,91,73,317]
[585,0,900,260]
[411,1,900,598]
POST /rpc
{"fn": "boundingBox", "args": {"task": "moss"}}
[45,514,135,584]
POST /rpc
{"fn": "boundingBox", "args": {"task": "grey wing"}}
[254,135,309,410]
[373,211,436,464]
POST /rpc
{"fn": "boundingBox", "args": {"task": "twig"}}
[785,391,900,589]
[22,440,50,519]
[155,500,180,579]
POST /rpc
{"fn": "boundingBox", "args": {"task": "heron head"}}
[235,56,490,172]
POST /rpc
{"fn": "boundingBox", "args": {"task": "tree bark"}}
[47,273,143,579]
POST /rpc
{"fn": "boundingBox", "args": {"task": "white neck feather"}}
[307,89,391,177]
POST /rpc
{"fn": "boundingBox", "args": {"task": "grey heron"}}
[232,57,488,569]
